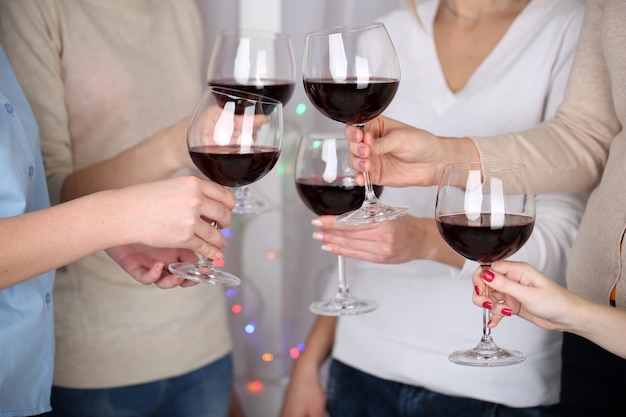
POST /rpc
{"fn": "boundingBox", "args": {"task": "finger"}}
[179,278,199,288]
[195,217,227,250]
[319,242,383,263]
[487,313,505,328]
[470,291,511,329]
[199,200,233,231]
[480,268,534,302]
[345,124,364,143]
[200,181,236,213]
[154,273,186,289]
[133,261,165,286]
[471,267,488,295]
[192,236,225,261]
[323,217,378,233]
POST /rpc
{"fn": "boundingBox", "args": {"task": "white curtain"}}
[194,1,404,415]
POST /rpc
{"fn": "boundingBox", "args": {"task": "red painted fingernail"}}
[488,319,492,327]
[502,308,512,316]
[482,270,495,282]
[482,301,493,309]
[474,285,481,295]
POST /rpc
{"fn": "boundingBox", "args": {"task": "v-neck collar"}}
[418,0,541,99]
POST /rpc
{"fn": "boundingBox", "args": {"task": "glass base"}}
[309,295,378,316]
[449,337,525,367]
[336,203,409,226]
[232,186,276,215]
[168,262,241,286]
[233,196,275,214]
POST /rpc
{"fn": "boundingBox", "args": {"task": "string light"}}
[231,304,242,314]
[246,380,264,393]
[295,102,307,115]
[289,347,300,359]
[244,323,256,334]
[261,353,274,362]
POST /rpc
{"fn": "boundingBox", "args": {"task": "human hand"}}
[472,260,582,332]
[106,244,200,288]
[311,215,465,267]
[112,176,235,260]
[279,360,326,417]
[344,115,479,187]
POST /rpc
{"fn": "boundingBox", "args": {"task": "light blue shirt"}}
[0,46,54,416]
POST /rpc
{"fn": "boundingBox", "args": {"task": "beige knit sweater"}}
[0,0,232,388]
[473,0,625,309]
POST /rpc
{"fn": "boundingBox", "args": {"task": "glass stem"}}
[354,124,379,205]
[198,255,212,267]
[363,172,379,204]
[336,255,350,297]
[481,264,492,339]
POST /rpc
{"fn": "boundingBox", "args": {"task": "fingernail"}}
[482,301,493,309]
[487,319,492,327]
[482,270,495,282]
[358,160,367,171]
[321,245,332,252]
[311,219,323,227]
[502,308,512,316]
[312,232,324,241]
[474,285,481,295]
[357,145,366,156]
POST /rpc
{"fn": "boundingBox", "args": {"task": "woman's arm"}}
[280,316,337,417]
[0,176,234,290]
[472,260,626,360]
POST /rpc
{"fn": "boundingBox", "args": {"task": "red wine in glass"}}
[435,162,536,366]
[190,145,280,188]
[295,177,383,216]
[295,134,380,315]
[436,213,535,264]
[207,29,296,214]
[302,22,408,225]
[168,86,283,286]
[302,77,399,125]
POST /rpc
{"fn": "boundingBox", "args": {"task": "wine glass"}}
[207,29,296,214]
[295,132,380,315]
[168,86,283,286]
[435,162,536,366]
[302,22,408,225]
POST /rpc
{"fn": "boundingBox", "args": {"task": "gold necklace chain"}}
[444,0,524,21]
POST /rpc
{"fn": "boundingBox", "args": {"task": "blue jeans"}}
[326,359,558,417]
[48,354,233,417]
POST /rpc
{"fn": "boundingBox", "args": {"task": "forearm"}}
[295,316,337,370]
[568,297,626,359]
[0,191,131,289]
[61,119,191,201]
[418,218,466,269]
